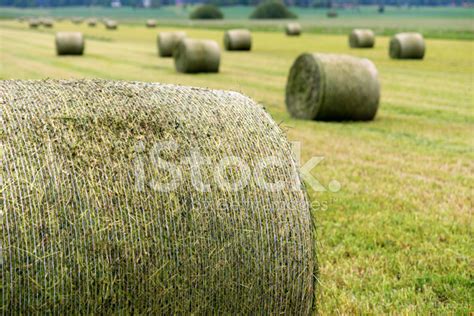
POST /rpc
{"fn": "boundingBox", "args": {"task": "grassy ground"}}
[1,6,474,39]
[0,19,473,313]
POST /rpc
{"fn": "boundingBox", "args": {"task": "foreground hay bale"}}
[55,32,85,55]
[285,22,301,36]
[105,19,118,30]
[1,79,316,314]
[28,19,40,28]
[157,31,187,57]
[224,29,252,51]
[349,29,375,48]
[146,19,157,27]
[389,32,425,59]
[286,53,380,121]
[87,18,97,26]
[174,39,220,73]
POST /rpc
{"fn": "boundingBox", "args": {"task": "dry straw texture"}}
[174,39,220,73]
[55,32,85,55]
[285,23,301,36]
[224,29,252,51]
[0,79,316,314]
[146,19,157,27]
[286,53,380,121]
[349,29,375,48]
[157,31,187,57]
[389,32,425,59]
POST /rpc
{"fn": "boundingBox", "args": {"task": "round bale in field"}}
[224,29,252,51]
[41,18,54,28]
[105,19,118,30]
[327,10,338,18]
[28,19,40,28]
[174,38,220,73]
[389,32,425,59]
[55,32,85,55]
[157,31,187,57]
[87,18,97,26]
[71,17,83,24]
[146,19,157,27]
[286,53,380,121]
[349,29,375,48]
[285,22,301,36]
[1,79,316,315]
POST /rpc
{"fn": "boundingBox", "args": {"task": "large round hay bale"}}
[286,53,380,121]
[55,32,85,55]
[389,32,425,59]
[174,39,220,73]
[224,29,252,51]
[28,19,40,28]
[285,22,301,36]
[1,79,316,314]
[349,29,375,48]
[105,19,118,30]
[87,18,97,27]
[157,31,187,57]
[146,19,157,27]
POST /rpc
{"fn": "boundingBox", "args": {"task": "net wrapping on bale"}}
[0,79,316,314]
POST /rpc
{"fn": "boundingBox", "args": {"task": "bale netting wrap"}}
[285,23,301,36]
[349,29,375,48]
[157,31,187,57]
[389,32,425,59]
[224,29,252,51]
[55,32,85,55]
[286,53,380,121]
[0,79,316,314]
[174,39,220,73]
[146,19,157,27]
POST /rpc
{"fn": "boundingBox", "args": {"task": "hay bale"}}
[389,32,425,59]
[0,79,316,314]
[224,29,252,51]
[286,53,380,121]
[349,29,375,48]
[105,19,118,30]
[157,31,187,57]
[285,22,301,36]
[28,19,40,28]
[55,32,85,55]
[146,19,157,27]
[174,39,220,73]
[87,18,97,27]
[71,17,83,24]
[327,10,338,18]
[41,18,54,28]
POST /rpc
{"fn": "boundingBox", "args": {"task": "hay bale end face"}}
[146,19,157,27]
[157,31,187,57]
[286,53,380,121]
[285,22,301,36]
[1,79,316,314]
[390,32,425,59]
[349,29,375,48]
[55,32,85,55]
[174,39,220,73]
[224,29,252,51]
[105,19,118,30]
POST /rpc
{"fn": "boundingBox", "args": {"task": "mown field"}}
[0,16,473,313]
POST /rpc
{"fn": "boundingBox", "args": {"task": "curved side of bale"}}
[174,39,220,73]
[286,53,380,121]
[285,23,301,36]
[224,29,252,51]
[157,31,187,57]
[389,32,425,59]
[1,79,316,315]
[55,32,85,55]
[146,19,157,27]
[105,20,118,30]
[349,29,375,48]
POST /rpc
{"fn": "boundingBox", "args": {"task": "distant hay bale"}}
[28,19,40,28]
[285,22,301,36]
[41,18,54,28]
[349,29,375,48]
[389,32,425,59]
[157,31,187,57]
[1,79,316,314]
[174,39,220,73]
[286,53,380,121]
[105,19,118,30]
[327,10,338,18]
[224,29,252,51]
[146,19,157,27]
[71,17,83,24]
[55,32,85,55]
[87,18,97,26]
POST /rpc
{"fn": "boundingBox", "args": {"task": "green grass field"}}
[0,16,473,313]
